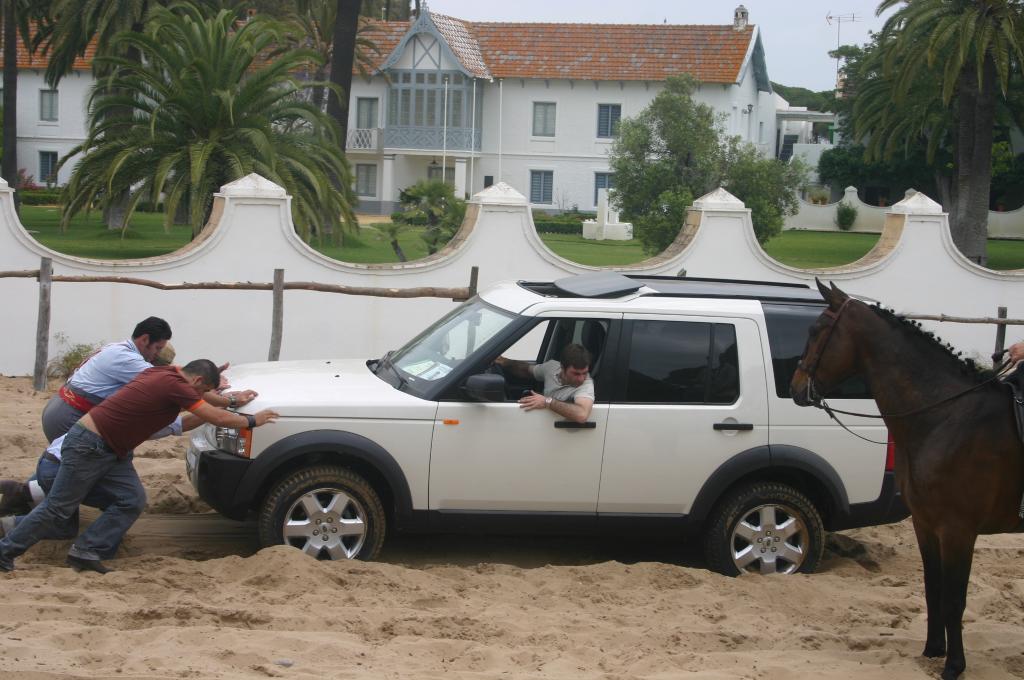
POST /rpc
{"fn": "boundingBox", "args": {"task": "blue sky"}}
[423,0,896,92]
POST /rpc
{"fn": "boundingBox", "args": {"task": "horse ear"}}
[815,277,831,301]
[828,281,850,304]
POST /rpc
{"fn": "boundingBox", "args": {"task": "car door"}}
[598,314,769,514]
[429,313,620,512]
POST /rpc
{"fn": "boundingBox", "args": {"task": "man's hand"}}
[253,409,278,426]
[227,389,258,407]
[518,390,548,411]
[1010,342,1024,363]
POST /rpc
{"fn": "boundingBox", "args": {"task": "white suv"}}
[185,272,907,575]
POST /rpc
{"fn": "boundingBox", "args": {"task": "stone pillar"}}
[454,157,468,199]
[381,154,396,213]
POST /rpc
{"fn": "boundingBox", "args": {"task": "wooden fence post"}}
[468,265,479,298]
[33,257,52,391]
[994,306,1008,367]
[268,268,284,361]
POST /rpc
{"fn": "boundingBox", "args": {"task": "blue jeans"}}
[0,424,146,568]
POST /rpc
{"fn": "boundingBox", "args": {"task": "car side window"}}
[624,320,739,404]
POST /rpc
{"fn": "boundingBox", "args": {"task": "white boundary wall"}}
[1,175,1023,375]
[787,185,1024,237]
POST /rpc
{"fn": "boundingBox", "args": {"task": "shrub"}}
[19,188,63,205]
[534,220,583,235]
[47,339,100,380]
[806,188,830,205]
[835,200,858,231]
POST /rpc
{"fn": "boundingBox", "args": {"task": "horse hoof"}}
[922,644,946,658]
[940,663,965,680]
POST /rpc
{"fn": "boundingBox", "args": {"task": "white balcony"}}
[347,127,382,152]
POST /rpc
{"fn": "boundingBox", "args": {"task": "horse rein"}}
[798,297,1011,445]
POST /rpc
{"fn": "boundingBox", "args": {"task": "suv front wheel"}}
[704,481,824,576]
[258,465,386,560]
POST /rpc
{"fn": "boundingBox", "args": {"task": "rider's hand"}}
[1010,342,1024,363]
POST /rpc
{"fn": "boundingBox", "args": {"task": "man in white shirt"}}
[495,343,595,424]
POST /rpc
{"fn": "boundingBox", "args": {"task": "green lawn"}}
[16,206,1024,270]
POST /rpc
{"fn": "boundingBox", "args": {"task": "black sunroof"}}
[518,273,821,302]
[552,272,643,298]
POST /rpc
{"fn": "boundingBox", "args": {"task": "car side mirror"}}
[465,373,506,402]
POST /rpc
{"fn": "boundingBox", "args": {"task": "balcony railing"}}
[383,126,481,152]
[347,127,381,152]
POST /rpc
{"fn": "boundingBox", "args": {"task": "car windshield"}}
[390,300,516,386]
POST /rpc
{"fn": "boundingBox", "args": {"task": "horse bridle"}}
[797,297,854,407]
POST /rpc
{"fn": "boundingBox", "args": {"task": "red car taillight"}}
[885,434,896,472]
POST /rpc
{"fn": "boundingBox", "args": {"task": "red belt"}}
[59,385,96,413]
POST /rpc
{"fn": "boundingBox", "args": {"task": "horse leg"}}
[913,520,946,658]
[938,532,977,680]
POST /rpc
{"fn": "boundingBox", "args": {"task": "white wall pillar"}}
[454,158,468,199]
[381,154,396,207]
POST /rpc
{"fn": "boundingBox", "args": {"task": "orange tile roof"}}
[0,31,96,71]
[469,22,754,83]
[364,17,755,84]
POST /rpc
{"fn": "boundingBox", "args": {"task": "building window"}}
[39,151,58,185]
[40,89,58,122]
[530,170,553,204]
[532,102,556,137]
[356,98,378,129]
[355,164,376,197]
[594,172,614,206]
[427,163,455,184]
[483,175,494,188]
[597,103,621,138]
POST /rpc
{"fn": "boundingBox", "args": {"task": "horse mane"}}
[865,302,997,383]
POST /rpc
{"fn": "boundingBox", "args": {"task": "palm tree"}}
[398,179,465,255]
[875,0,1024,265]
[59,4,356,242]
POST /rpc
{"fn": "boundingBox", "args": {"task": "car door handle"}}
[554,421,597,429]
[713,422,754,431]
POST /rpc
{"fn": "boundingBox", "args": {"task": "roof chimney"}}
[734,5,749,30]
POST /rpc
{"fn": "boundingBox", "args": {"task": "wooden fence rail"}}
[0,257,479,390]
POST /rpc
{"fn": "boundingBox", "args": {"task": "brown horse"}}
[790,280,1024,680]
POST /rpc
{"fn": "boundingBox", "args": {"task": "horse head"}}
[790,279,862,406]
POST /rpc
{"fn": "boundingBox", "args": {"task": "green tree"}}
[872,0,1024,264]
[609,74,804,252]
[723,142,807,243]
[608,75,725,253]
[59,4,356,242]
[397,179,464,255]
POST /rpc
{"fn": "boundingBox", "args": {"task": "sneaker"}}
[0,480,30,516]
[66,555,112,574]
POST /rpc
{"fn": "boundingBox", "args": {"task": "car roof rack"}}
[518,273,822,303]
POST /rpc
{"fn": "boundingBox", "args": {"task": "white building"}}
[4,5,828,213]
[351,5,778,213]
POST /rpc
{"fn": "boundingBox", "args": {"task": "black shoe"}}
[66,555,112,574]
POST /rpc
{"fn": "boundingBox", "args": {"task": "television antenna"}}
[826,11,860,87]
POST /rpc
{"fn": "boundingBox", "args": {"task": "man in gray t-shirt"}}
[495,343,595,423]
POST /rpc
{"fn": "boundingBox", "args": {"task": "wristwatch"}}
[228,394,237,408]
[245,414,257,429]
[545,397,553,407]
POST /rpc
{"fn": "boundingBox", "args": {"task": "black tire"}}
[704,481,824,577]
[258,465,386,561]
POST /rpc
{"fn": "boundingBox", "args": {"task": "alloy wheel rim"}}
[730,503,809,575]
[283,487,367,559]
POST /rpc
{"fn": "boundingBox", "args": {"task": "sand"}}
[2,375,1024,680]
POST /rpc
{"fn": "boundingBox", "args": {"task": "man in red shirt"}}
[0,359,277,574]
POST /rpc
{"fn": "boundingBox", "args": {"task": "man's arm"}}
[518,391,594,424]
[190,402,278,429]
[203,389,258,409]
[494,356,537,381]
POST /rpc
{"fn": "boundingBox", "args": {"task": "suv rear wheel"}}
[258,465,386,560]
[704,482,824,576]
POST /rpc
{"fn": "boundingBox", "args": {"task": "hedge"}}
[534,219,583,235]
[19,188,62,205]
